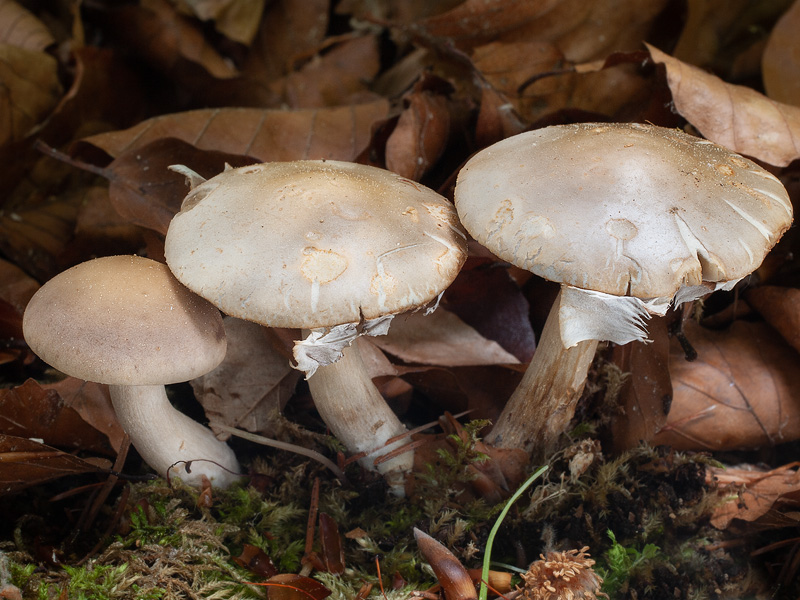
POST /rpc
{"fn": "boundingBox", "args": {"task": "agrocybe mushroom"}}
[454,122,792,457]
[165,160,467,494]
[23,255,241,488]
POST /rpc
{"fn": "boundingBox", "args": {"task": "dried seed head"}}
[520,547,606,600]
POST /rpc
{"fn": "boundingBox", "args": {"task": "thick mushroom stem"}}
[485,289,598,457]
[110,384,241,488]
[306,339,413,496]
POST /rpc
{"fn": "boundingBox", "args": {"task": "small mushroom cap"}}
[165,160,468,328]
[23,256,226,385]
[455,122,793,299]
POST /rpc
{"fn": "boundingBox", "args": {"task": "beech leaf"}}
[178,0,266,46]
[0,44,62,147]
[763,0,800,107]
[75,101,390,163]
[111,0,239,79]
[0,435,110,495]
[0,0,55,51]
[745,286,800,354]
[192,317,300,439]
[653,320,800,451]
[0,379,119,455]
[647,43,800,166]
[708,462,800,529]
[372,308,519,367]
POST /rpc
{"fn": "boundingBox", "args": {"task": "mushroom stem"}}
[485,288,598,457]
[305,338,413,496]
[110,384,241,488]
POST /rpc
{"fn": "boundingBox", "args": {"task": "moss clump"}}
[2,421,760,600]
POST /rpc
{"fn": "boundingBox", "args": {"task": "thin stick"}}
[215,424,347,484]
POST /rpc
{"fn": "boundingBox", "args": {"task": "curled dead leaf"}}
[177,0,266,46]
[745,286,800,354]
[192,317,300,439]
[386,88,450,180]
[371,308,519,367]
[0,44,62,147]
[762,0,800,106]
[647,43,800,166]
[110,0,239,79]
[0,434,110,495]
[0,0,55,51]
[708,462,800,529]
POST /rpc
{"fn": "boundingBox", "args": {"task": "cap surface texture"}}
[165,160,468,328]
[455,122,792,299]
[23,255,226,385]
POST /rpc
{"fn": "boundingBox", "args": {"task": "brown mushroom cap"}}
[23,255,226,385]
[455,122,792,299]
[165,160,468,328]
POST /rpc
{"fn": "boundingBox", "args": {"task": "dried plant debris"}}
[519,547,605,600]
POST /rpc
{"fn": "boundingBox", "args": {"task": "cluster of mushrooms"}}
[22,123,793,494]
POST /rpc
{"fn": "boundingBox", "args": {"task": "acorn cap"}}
[164,160,468,328]
[22,255,226,385]
[455,122,792,299]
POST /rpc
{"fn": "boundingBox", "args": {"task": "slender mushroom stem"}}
[485,288,598,458]
[305,337,413,496]
[110,384,242,488]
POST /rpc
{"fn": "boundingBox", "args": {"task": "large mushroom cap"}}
[165,160,468,328]
[455,122,792,299]
[23,255,226,385]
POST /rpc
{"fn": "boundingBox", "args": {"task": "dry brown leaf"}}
[672,0,787,72]
[372,308,519,367]
[336,0,462,24]
[0,258,38,315]
[37,46,145,149]
[104,137,256,235]
[280,35,381,108]
[0,258,38,364]
[356,337,399,379]
[47,378,125,454]
[442,257,536,363]
[176,0,266,45]
[0,379,118,455]
[415,0,560,46]
[0,434,110,496]
[72,185,146,258]
[242,0,329,83]
[0,0,55,51]
[75,101,390,163]
[0,193,79,281]
[745,286,800,354]
[762,0,800,106]
[110,0,239,79]
[647,43,800,166]
[192,317,301,439]
[0,44,62,147]
[653,320,800,451]
[385,88,450,180]
[469,41,653,126]
[708,462,800,529]
[264,573,331,600]
[417,0,667,63]
[609,317,673,452]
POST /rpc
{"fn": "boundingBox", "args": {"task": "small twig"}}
[215,424,348,484]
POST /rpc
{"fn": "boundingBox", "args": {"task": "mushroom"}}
[454,122,793,456]
[164,160,467,494]
[22,255,241,488]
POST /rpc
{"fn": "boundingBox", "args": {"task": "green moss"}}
[0,421,762,599]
